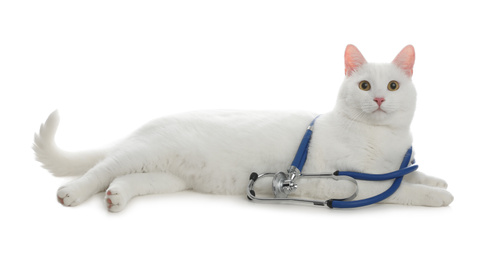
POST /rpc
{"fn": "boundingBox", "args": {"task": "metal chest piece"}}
[272,166,300,198]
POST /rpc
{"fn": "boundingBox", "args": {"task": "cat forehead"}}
[353,63,407,81]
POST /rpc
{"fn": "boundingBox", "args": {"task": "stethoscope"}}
[247,116,418,208]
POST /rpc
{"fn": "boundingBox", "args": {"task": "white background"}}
[1,0,502,259]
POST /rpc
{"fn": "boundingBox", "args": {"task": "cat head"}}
[336,44,417,128]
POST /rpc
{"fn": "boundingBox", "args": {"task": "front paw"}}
[57,185,85,207]
[424,176,449,189]
[423,189,454,207]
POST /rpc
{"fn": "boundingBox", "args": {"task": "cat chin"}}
[363,110,402,126]
[370,111,415,128]
[373,109,387,115]
[368,113,390,124]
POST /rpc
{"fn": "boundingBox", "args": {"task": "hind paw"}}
[105,187,130,213]
[57,185,86,207]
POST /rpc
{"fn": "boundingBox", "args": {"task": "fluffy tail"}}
[33,110,108,176]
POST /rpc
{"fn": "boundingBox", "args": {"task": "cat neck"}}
[320,108,413,155]
[307,110,413,173]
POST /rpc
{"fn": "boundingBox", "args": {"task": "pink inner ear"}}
[392,45,415,77]
[345,44,367,76]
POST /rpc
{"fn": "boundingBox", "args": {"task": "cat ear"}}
[344,44,367,76]
[392,45,415,77]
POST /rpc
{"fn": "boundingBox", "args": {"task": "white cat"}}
[34,45,453,212]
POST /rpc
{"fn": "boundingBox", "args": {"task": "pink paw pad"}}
[106,190,118,209]
[57,195,65,205]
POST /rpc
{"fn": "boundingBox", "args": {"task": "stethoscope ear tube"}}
[247,171,359,206]
[326,176,404,208]
[335,164,418,181]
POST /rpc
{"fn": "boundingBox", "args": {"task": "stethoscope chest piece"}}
[272,171,288,198]
[272,167,301,198]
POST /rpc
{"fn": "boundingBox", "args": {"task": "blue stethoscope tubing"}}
[293,116,417,208]
[326,147,415,208]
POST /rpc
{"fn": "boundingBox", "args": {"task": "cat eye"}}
[359,81,371,91]
[387,80,400,91]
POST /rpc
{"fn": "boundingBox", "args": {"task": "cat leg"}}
[105,172,187,212]
[381,182,454,207]
[57,175,105,207]
[56,155,139,207]
[296,177,358,201]
[403,170,448,188]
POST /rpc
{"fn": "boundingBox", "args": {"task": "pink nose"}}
[374,97,385,107]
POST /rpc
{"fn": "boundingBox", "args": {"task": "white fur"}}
[33,46,453,212]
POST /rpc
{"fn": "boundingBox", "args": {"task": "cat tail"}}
[33,110,108,177]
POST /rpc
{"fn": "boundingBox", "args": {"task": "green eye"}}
[359,80,371,91]
[388,80,400,91]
